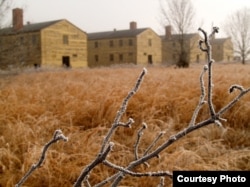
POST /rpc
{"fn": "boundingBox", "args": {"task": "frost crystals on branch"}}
[15,130,68,187]
[74,28,249,187]
[109,27,250,187]
[74,68,147,187]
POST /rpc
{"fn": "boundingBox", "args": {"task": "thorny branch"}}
[15,130,68,187]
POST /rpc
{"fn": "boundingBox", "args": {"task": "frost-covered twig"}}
[189,64,207,126]
[110,27,250,187]
[100,68,147,154]
[15,130,68,187]
[103,160,172,178]
[134,122,147,160]
[74,142,114,187]
[198,27,218,118]
[74,68,147,187]
[143,131,165,156]
[75,27,249,187]
[217,86,250,116]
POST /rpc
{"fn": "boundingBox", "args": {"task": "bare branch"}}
[189,65,207,126]
[76,27,249,187]
[100,68,147,154]
[134,123,147,160]
[198,27,218,118]
[217,87,250,116]
[74,68,147,187]
[103,160,172,178]
[143,131,165,156]
[15,130,68,187]
[111,26,250,186]
[74,142,114,187]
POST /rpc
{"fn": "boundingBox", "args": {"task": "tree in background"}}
[0,0,13,28]
[224,7,250,64]
[159,0,196,67]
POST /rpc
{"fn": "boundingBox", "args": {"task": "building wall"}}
[88,37,137,67]
[162,34,206,65]
[212,39,233,62]
[41,20,87,68]
[88,28,162,67]
[0,31,41,69]
[136,29,162,65]
[188,35,206,63]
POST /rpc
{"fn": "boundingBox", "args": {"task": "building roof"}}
[0,19,63,35]
[87,28,148,40]
[210,38,230,44]
[161,33,198,41]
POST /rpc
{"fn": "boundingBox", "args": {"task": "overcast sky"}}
[11,0,250,37]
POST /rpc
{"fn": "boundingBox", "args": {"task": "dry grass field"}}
[0,63,249,187]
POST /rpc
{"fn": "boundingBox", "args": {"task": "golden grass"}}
[0,63,250,187]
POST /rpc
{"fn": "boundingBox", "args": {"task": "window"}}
[148,39,152,46]
[63,35,69,44]
[95,55,99,62]
[119,40,123,47]
[119,54,123,62]
[110,54,114,61]
[129,39,133,46]
[109,40,114,47]
[94,41,98,48]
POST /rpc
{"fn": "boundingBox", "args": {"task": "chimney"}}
[165,25,172,40]
[130,21,137,30]
[13,8,23,31]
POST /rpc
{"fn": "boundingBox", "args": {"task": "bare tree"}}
[159,0,196,67]
[0,0,13,28]
[224,7,250,64]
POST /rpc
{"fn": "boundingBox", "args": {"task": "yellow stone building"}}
[161,26,234,65]
[0,9,233,69]
[0,8,87,69]
[211,37,234,62]
[87,22,162,67]
[161,26,206,65]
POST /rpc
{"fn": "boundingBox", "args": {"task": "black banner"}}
[173,171,250,187]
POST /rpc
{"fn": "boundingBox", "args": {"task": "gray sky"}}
[12,0,250,37]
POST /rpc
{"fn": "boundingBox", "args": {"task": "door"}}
[62,56,70,68]
[148,55,153,64]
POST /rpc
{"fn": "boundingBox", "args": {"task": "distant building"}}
[87,22,162,67]
[0,8,87,69]
[161,25,206,66]
[210,37,234,62]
